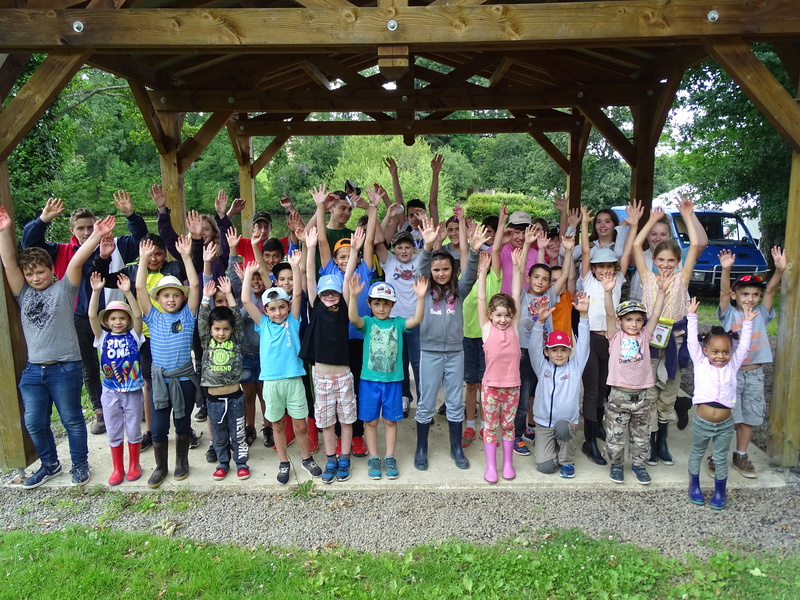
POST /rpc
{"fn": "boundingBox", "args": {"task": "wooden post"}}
[157,111,185,234]
[630,102,656,212]
[238,135,255,237]
[566,111,589,210]
[0,160,35,469]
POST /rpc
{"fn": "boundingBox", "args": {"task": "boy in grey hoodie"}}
[528,292,590,478]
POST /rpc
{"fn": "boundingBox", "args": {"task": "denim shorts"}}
[240,353,261,385]
[733,366,765,426]
[462,337,486,384]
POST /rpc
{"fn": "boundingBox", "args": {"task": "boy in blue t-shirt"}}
[347,274,426,480]
[242,252,322,484]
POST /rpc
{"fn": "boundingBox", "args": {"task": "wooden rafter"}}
[129,79,171,155]
[579,104,635,166]
[177,111,233,173]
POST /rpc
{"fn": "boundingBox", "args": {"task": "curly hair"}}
[698,325,739,347]
[18,247,53,272]
[488,292,516,319]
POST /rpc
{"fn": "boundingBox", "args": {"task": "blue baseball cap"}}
[318,274,343,294]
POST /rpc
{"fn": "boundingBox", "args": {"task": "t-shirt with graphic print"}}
[358,316,408,383]
[606,328,654,390]
[198,303,244,388]
[718,303,775,366]
[380,252,421,318]
[518,289,557,349]
[15,277,81,364]
[94,330,146,392]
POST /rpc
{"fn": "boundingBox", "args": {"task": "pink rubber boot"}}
[483,442,498,484]
[502,439,516,480]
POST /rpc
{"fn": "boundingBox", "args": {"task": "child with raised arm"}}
[242,254,322,484]
[89,272,145,486]
[198,277,248,481]
[527,292,591,478]
[300,226,357,484]
[686,298,755,510]
[348,273,427,480]
[602,271,669,485]
[715,247,785,478]
[0,207,116,489]
[136,236,201,488]
[632,197,702,467]
[477,248,523,483]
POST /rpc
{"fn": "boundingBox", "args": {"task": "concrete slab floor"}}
[5,405,787,494]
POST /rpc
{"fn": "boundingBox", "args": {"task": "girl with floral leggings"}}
[477,248,523,483]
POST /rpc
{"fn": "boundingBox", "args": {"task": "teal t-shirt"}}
[256,313,304,381]
[359,316,408,382]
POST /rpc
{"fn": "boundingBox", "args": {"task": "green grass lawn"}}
[0,527,797,599]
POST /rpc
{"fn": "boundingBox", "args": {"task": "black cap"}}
[252,211,272,225]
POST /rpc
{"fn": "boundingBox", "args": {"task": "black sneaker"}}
[301,457,322,478]
[631,464,651,485]
[205,443,217,463]
[189,429,202,449]
[277,461,291,485]
[262,426,274,448]
[194,405,208,422]
[22,463,62,489]
[245,426,257,447]
[141,430,152,451]
[437,403,447,416]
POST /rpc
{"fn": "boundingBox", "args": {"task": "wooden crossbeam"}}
[237,115,580,136]
[1,3,800,50]
[129,80,171,155]
[531,130,569,174]
[147,83,663,113]
[0,51,90,162]
[579,104,635,166]
[252,134,290,177]
[0,53,30,103]
[177,111,233,173]
[707,39,800,152]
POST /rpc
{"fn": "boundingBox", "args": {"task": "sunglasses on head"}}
[737,275,762,282]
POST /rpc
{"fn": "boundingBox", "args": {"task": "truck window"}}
[674,214,753,245]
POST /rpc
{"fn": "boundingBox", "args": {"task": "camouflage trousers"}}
[604,387,651,465]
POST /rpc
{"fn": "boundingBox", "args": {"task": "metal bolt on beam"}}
[160,97,167,103]
[72,21,84,33]
[577,91,584,98]
[387,20,398,32]
[401,96,408,102]
[647,89,654,96]
[228,97,234,104]
[707,10,719,22]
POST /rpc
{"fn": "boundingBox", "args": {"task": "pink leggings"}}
[481,385,520,445]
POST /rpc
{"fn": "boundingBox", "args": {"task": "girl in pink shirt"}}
[478,248,523,483]
[686,298,755,510]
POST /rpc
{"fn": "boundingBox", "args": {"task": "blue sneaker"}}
[632,464,651,485]
[384,456,399,480]
[512,438,531,456]
[560,463,575,478]
[336,456,351,482]
[367,457,382,480]
[610,464,624,484]
[321,457,337,484]
[70,462,90,487]
[22,463,62,489]
[523,425,536,443]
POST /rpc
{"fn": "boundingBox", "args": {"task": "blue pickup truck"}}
[612,208,768,294]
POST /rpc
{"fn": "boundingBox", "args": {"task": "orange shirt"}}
[551,289,574,341]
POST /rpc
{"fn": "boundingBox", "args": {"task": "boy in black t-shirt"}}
[300,227,356,484]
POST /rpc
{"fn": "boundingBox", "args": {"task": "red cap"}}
[545,330,572,349]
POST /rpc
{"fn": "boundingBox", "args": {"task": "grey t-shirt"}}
[15,278,81,363]
[717,304,775,366]
[518,289,557,349]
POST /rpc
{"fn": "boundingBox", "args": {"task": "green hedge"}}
[464,193,559,226]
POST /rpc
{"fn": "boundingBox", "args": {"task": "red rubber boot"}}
[109,444,125,486]
[126,442,142,482]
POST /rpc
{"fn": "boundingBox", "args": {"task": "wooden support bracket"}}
[177,111,233,174]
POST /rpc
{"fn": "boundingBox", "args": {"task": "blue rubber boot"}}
[709,477,727,510]
[688,472,705,505]
[414,421,430,471]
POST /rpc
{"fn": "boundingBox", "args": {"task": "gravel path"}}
[2,485,798,560]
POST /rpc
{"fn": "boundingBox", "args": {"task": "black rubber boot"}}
[675,396,692,430]
[147,442,169,489]
[448,420,470,470]
[645,432,659,466]
[596,406,607,441]
[656,421,674,465]
[581,420,607,465]
[414,421,430,471]
[173,434,191,480]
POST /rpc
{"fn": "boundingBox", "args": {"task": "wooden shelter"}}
[1,0,799,472]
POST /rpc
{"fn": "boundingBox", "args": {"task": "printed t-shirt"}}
[718,304,775,366]
[359,316,407,382]
[15,278,81,363]
[380,252,421,318]
[606,328,654,390]
[94,330,146,392]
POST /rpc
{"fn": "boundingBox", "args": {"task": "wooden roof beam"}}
[707,39,800,152]
[237,115,581,136]
[579,104,636,166]
[510,108,569,174]
[177,111,233,173]
[4,2,800,50]
[0,54,30,103]
[147,82,664,113]
[129,80,171,155]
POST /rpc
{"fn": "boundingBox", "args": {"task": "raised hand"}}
[572,291,589,313]
[581,206,594,225]
[537,299,555,323]
[567,208,581,230]
[217,276,232,295]
[772,246,786,271]
[553,194,567,215]
[93,215,116,238]
[650,206,665,221]
[90,272,105,292]
[287,211,302,235]
[0,206,12,231]
[111,190,134,217]
[175,234,193,258]
[656,271,673,292]
[562,234,576,253]
[244,260,260,277]
[40,198,65,223]
[387,202,404,218]
[149,185,167,211]
[600,270,617,293]
[718,249,736,269]
[469,224,488,252]
[453,205,464,222]
[431,154,444,174]
[478,250,491,273]
[279,196,295,213]
[202,242,218,263]
[511,247,524,270]
[305,225,319,248]
[203,279,217,298]
[186,210,203,239]
[536,230,549,250]
[310,184,328,207]
[385,157,398,176]
[250,230,264,246]
[677,195,695,217]
[214,190,229,217]
[287,249,302,266]
[99,233,116,259]
[117,273,131,294]
[233,262,245,282]
[228,197,246,216]
[523,224,538,246]
[413,274,429,297]
[139,239,155,260]
[351,226,365,251]
[348,272,364,297]
[366,186,382,208]
[742,304,758,322]
[687,297,700,314]
[226,227,241,251]
[498,205,509,225]
[623,199,643,227]
[420,216,438,247]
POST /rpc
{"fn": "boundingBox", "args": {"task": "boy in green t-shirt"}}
[348,275,426,480]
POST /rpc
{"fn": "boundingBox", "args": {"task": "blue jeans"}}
[207,389,248,468]
[402,327,421,401]
[150,379,195,443]
[19,361,88,467]
[689,414,734,479]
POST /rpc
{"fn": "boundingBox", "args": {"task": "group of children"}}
[3,158,784,508]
